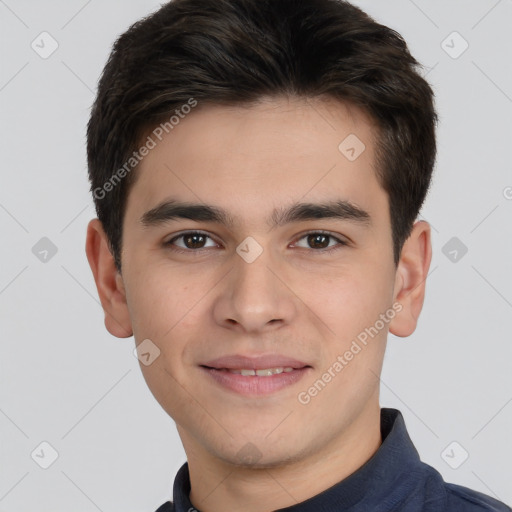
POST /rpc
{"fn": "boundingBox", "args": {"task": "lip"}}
[200,354,312,396]
[202,354,310,370]
[200,366,312,396]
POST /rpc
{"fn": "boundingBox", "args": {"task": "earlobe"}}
[389,221,432,338]
[85,218,133,338]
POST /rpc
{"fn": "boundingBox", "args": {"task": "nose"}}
[212,243,297,334]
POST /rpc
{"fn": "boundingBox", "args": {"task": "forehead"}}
[124,96,386,226]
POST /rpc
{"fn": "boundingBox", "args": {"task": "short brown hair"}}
[87,0,437,271]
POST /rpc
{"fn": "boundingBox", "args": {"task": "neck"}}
[181,401,382,512]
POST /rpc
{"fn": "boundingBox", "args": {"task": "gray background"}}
[1,0,511,510]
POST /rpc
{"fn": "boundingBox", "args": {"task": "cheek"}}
[300,266,393,343]
[127,269,202,413]
[125,261,199,340]
[126,265,217,386]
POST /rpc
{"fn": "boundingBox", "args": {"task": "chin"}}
[228,454,299,470]
[214,440,308,470]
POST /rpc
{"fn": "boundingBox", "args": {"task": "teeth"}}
[225,367,295,376]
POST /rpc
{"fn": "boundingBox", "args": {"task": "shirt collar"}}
[172,408,423,511]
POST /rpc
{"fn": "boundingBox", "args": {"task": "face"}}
[87,96,430,469]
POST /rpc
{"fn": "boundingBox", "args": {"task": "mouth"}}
[201,366,302,376]
[202,354,310,371]
[199,359,312,396]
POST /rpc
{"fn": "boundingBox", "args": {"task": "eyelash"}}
[164,230,349,255]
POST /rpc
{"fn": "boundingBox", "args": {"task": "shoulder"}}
[414,464,511,512]
[154,501,174,512]
[444,482,512,511]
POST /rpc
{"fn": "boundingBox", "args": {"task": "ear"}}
[85,218,133,338]
[389,220,432,337]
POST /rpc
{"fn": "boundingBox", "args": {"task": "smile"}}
[217,367,295,376]
[200,366,311,395]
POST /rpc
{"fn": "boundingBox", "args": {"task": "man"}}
[85,0,511,510]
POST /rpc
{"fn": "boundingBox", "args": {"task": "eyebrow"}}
[140,198,371,230]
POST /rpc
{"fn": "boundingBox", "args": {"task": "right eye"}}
[164,231,220,253]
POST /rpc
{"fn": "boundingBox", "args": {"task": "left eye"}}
[294,232,347,251]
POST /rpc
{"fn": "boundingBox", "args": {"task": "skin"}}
[86,96,431,512]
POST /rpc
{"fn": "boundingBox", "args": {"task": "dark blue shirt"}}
[155,408,511,511]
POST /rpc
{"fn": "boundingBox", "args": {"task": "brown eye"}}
[307,233,330,249]
[182,233,207,249]
[166,231,217,251]
[294,231,348,252]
